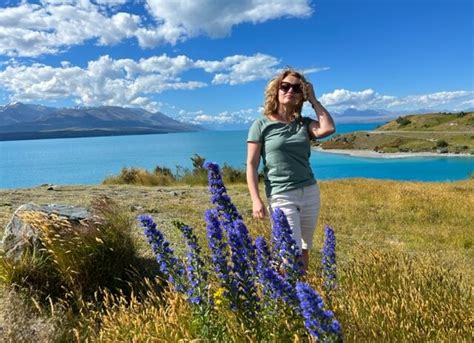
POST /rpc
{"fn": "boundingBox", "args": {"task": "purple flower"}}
[227,219,259,315]
[176,221,208,305]
[204,209,236,302]
[271,208,303,281]
[204,161,242,227]
[138,214,184,292]
[296,282,342,341]
[322,225,337,291]
[255,236,296,304]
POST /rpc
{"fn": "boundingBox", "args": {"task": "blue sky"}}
[0,0,472,127]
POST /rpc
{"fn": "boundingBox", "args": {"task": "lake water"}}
[1,123,473,189]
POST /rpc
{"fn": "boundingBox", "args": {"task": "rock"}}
[1,203,92,261]
[130,205,144,212]
[437,147,449,154]
[47,185,61,191]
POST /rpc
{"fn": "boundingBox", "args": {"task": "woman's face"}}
[278,74,303,107]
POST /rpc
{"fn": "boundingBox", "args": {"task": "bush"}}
[436,139,449,148]
[396,116,411,126]
[0,196,142,302]
[103,154,252,186]
[103,167,176,186]
[222,163,247,184]
[154,165,175,178]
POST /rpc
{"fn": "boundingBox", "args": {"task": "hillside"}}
[0,103,203,141]
[319,111,474,154]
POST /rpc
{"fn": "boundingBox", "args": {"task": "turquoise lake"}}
[1,123,473,189]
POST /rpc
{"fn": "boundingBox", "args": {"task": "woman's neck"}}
[276,104,295,121]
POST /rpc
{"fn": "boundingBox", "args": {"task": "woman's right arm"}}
[246,142,267,219]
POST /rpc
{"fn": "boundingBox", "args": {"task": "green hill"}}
[320,111,474,154]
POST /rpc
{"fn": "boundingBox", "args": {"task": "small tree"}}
[396,116,411,126]
[191,154,206,174]
[436,140,449,148]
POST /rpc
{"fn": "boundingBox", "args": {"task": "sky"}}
[0,0,473,127]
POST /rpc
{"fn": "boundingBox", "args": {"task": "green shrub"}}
[396,116,411,126]
[436,139,449,148]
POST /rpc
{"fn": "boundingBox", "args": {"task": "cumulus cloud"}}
[0,55,207,108]
[0,1,144,56]
[145,0,312,38]
[195,53,281,85]
[0,0,312,57]
[177,108,258,126]
[320,88,474,112]
[0,53,302,107]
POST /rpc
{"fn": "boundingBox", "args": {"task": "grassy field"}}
[320,111,474,154]
[0,178,473,341]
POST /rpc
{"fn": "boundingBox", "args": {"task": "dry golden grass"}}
[0,178,472,341]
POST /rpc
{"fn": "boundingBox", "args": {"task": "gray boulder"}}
[1,203,92,261]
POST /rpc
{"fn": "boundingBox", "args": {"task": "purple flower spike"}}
[271,207,303,281]
[256,236,296,304]
[296,282,342,341]
[322,225,337,291]
[178,222,208,305]
[204,208,236,302]
[227,219,259,315]
[204,161,242,226]
[138,214,184,291]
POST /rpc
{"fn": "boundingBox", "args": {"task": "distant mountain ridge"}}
[0,103,203,141]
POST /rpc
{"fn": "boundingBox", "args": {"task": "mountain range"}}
[0,103,203,141]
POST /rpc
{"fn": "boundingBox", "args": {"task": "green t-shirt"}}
[247,116,316,197]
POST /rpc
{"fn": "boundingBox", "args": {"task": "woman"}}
[246,68,335,272]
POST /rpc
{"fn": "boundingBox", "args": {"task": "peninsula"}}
[316,111,474,157]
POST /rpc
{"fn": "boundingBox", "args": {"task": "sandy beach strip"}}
[312,147,474,159]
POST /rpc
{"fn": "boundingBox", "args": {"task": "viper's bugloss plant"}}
[322,225,337,292]
[204,161,242,226]
[271,207,303,282]
[296,282,342,341]
[174,221,208,305]
[255,236,295,304]
[138,214,185,292]
[227,219,259,315]
[138,162,341,340]
[204,209,233,293]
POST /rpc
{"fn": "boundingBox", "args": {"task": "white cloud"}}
[195,53,281,85]
[320,88,474,112]
[0,53,296,107]
[0,55,207,107]
[145,0,312,38]
[177,108,258,125]
[0,0,312,57]
[0,1,142,56]
[462,99,474,107]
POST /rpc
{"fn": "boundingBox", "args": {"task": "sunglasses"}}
[279,82,303,94]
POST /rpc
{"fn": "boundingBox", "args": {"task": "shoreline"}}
[313,147,474,159]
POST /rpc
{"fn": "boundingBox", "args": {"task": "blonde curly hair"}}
[263,68,309,121]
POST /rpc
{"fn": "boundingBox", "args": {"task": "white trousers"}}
[268,183,321,251]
